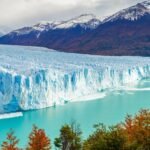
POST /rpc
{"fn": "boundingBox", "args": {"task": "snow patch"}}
[55,14,101,29]
[104,0,150,22]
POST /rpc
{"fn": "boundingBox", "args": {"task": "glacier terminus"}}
[0,45,150,113]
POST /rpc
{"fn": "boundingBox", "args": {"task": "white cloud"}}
[0,0,144,29]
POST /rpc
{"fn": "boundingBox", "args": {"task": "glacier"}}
[0,45,150,113]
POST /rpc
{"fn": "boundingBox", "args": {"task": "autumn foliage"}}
[1,129,19,150]
[0,109,149,150]
[26,125,51,150]
[122,109,150,150]
[83,109,150,150]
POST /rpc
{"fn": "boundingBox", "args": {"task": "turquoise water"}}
[0,81,150,148]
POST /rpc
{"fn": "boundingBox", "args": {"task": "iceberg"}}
[0,112,23,119]
[0,45,150,113]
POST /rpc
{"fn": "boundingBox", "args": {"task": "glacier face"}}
[0,45,150,113]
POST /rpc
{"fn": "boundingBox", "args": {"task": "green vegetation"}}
[0,109,149,150]
[83,109,150,150]
[83,124,126,150]
[54,121,82,150]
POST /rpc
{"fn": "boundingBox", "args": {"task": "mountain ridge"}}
[0,0,149,56]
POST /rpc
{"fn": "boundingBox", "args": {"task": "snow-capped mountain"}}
[9,14,100,37]
[33,21,61,31]
[0,0,149,56]
[55,14,100,29]
[104,0,150,22]
[33,14,100,30]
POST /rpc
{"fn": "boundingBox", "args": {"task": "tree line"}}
[1,109,150,150]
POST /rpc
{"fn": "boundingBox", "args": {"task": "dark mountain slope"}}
[0,1,149,56]
[61,15,150,56]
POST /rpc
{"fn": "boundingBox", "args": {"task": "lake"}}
[0,80,150,149]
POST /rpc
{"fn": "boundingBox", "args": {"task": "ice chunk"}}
[0,112,23,119]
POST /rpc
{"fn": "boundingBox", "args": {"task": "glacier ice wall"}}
[0,45,150,112]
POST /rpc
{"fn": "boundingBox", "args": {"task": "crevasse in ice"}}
[0,45,150,113]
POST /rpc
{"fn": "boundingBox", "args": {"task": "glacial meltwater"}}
[0,80,150,148]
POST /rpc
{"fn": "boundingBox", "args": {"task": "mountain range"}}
[0,0,149,56]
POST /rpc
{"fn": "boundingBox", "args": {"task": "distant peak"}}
[54,14,100,29]
[75,14,96,19]
[104,0,150,22]
[33,21,62,31]
[69,14,98,22]
[141,0,150,9]
[32,14,99,31]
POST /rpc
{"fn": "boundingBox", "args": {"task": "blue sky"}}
[0,0,144,29]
